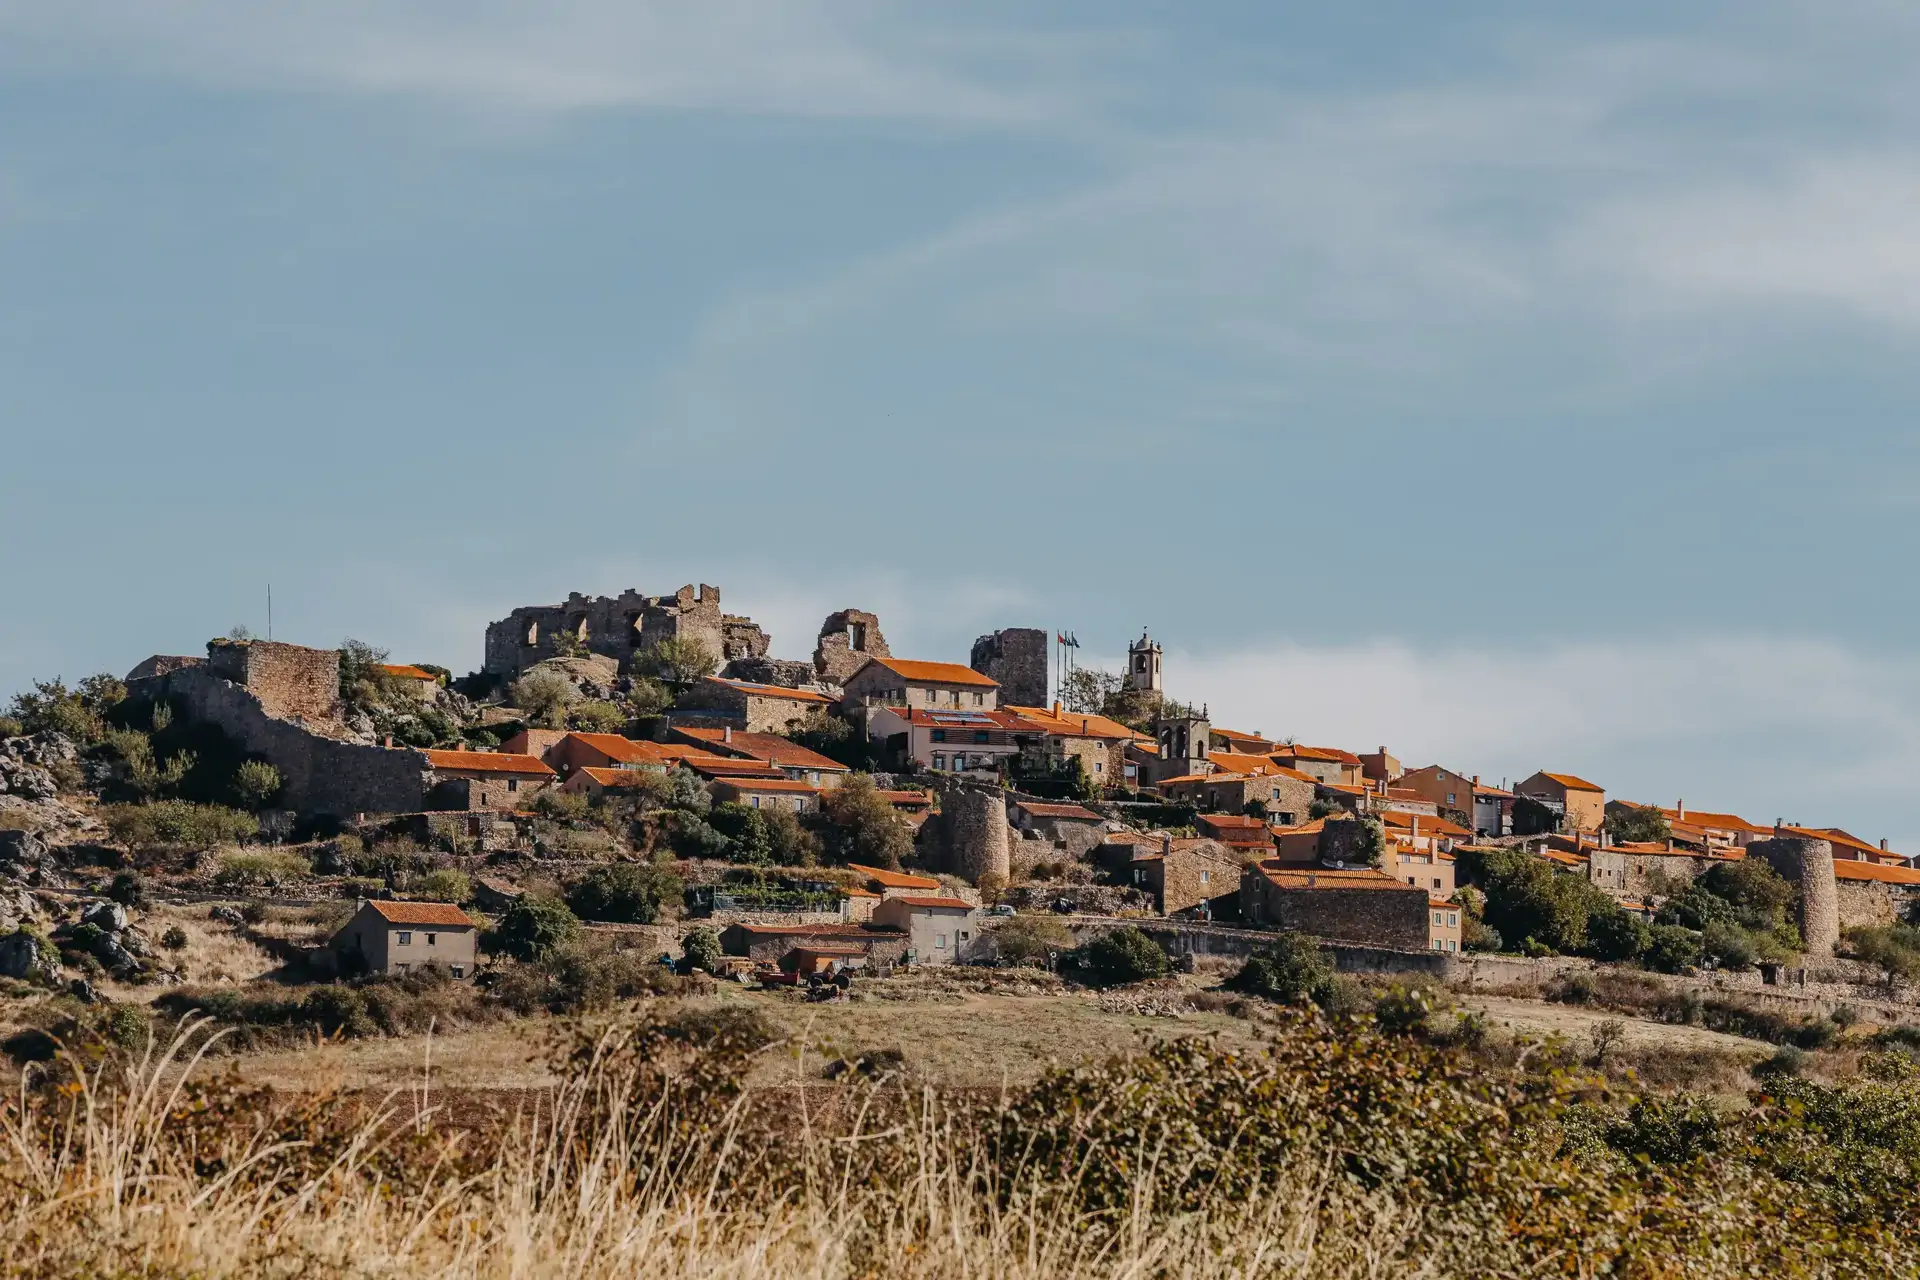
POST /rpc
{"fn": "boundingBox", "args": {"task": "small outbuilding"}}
[331,900,479,978]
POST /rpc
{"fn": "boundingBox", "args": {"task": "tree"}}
[230,760,283,810]
[681,926,723,975]
[708,802,772,865]
[821,773,913,870]
[1456,845,1606,954]
[8,677,113,742]
[639,637,719,686]
[1846,924,1920,992]
[1059,667,1122,714]
[1067,927,1170,985]
[337,639,392,710]
[510,670,579,729]
[1702,920,1758,971]
[1586,904,1651,962]
[565,862,684,924]
[991,914,1074,966]
[1643,924,1702,973]
[1227,933,1336,1005]
[761,805,823,867]
[1603,803,1672,845]
[417,869,471,903]
[568,700,627,733]
[492,895,580,962]
[623,678,676,719]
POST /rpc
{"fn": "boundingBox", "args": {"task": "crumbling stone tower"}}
[948,789,1011,886]
[814,609,889,685]
[969,628,1048,708]
[204,639,341,728]
[1749,834,1840,957]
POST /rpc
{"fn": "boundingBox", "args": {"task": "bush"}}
[107,871,146,909]
[1227,933,1336,1006]
[664,812,730,860]
[991,914,1074,966]
[681,926,723,975]
[1603,803,1672,845]
[1848,924,1920,990]
[1585,905,1650,962]
[565,863,683,925]
[567,700,627,733]
[1457,845,1611,956]
[708,802,772,865]
[1374,982,1449,1036]
[530,789,591,822]
[1702,921,1757,970]
[508,670,578,729]
[1643,923,1701,973]
[1067,927,1169,986]
[821,774,913,870]
[230,760,283,810]
[490,895,580,962]
[160,926,188,951]
[415,869,471,904]
[104,801,258,851]
[212,850,311,889]
[637,637,719,685]
[761,804,823,867]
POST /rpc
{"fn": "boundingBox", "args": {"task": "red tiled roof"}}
[685,758,789,780]
[565,733,662,764]
[876,790,933,807]
[364,900,475,927]
[576,766,655,788]
[887,895,976,910]
[1783,826,1897,860]
[1379,812,1473,838]
[1280,745,1362,766]
[877,707,1044,732]
[1253,863,1417,891]
[423,750,556,777]
[726,922,905,938]
[1537,772,1604,793]
[675,728,850,772]
[1654,806,1767,835]
[1211,728,1274,751]
[866,658,1001,688]
[1198,813,1269,830]
[704,677,834,704]
[1004,705,1146,741]
[715,777,823,794]
[1015,801,1104,821]
[1835,860,1920,885]
[848,863,942,889]
[378,664,439,682]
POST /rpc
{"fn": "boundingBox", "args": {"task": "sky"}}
[3,2,1920,842]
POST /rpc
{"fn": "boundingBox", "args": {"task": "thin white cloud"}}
[0,0,1107,124]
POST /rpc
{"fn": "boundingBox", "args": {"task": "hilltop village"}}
[0,578,1910,1001]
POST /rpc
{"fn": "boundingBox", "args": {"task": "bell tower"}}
[1124,629,1163,694]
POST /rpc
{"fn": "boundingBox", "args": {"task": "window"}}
[396,931,412,945]
[973,731,989,744]
[1446,792,1455,803]
[426,933,436,946]
[1433,877,1442,889]
[934,933,948,949]
[972,692,984,706]
[933,754,947,771]
[750,795,761,808]
[1431,911,1442,925]
[451,966,466,979]
[1200,870,1211,885]
[931,729,946,742]
[507,778,518,792]
[1449,912,1458,927]
[1271,787,1281,800]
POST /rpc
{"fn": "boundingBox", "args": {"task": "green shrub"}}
[1067,927,1169,986]
[708,802,772,865]
[567,700,627,733]
[665,812,730,860]
[529,789,590,822]
[1226,933,1336,1006]
[491,895,580,962]
[565,862,683,924]
[990,914,1074,966]
[1643,923,1701,973]
[230,760,283,809]
[820,774,913,869]
[1374,982,1449,1036]
[681,926,723,974]
[107,871,146,908]
[104,801,258,851]
[160,926,188,951]
[211,849,311,889]
[415,869,471,904]
[1585,905,1650,961]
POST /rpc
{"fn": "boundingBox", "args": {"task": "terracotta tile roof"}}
[1783,826,1898,860]
[1835,860,1920,884]
[704,677,835,704]
[364,900,475,927]
[1281,745,1363,765]
[886,895,976,910]
[1473,782,1513,797]
[1320,782,1366,795]
[1132,741,1160,755]
[576,766,655,789]
[844,886,881,898]
[726,922,905,938]
[1209,751,1306,778]
[1379,812,1473,839]
[1211,727,1275,752]
[1654,806,1766,834]
[1198,813,1269,830]
[1015,801,1104,821]
[1536,772,1604,793]
[1158,773,1220,786]
[673,728,850,772]
[876,789,934,806]
[1429,899,1455,910]
[685,758,789,780]
[378,664,439,681]
[565,733,663,764]
[423,749,556,777]
[1537,848,1590,867]
[878,707,1044,733]
[715,777,823,794]
[1270,818,1327,837]
[848,863,942,889]
[866,658,1001,689]
[1004,705,1146,741]
[1253,863,1418,891]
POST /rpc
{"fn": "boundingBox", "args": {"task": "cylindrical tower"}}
[949,789,1011,885]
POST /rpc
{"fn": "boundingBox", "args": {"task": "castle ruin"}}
[482,585,770,680]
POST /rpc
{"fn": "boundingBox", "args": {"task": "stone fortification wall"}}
[969,628,1047,708]
[1587,848,1714,900]
[720,656,821,689]
[948,789,1011,885]
[205,640,341,727]
[128,666,427,818]
[1749,836,1840,957]
[484,585,769,678]
[814,609,889,685]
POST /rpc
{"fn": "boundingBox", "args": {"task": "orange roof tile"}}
[1538,772,1604,793]
[1253,863,1417,891]
[378,663,439,682]
[423,749,556,777]
[848,863,942,889]
[1004,705,1146,741]
[886,895,976,910]
[704,677,834,704]
[364,900,476,927]
[576,766,656,788]
[867,658,1001,688]
[1834,860,1920,885]
[1654,806,1767,835]
[1015,801,1104,821]
[673,728,850,772]
[876,789,934,806]
[1429,899,1455,910]
[714,778,823,794]
[565,733,663,764]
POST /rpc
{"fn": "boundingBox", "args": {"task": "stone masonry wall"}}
[205,640,341,727]
[970,628,1047,708]
[484,585,768,678]
[815,609,890,685]
[1250,883,1428,948]
[129,666,428,818]
[948,788,1011,885]
[1750,836,1840,957]
[1587,848,1714,900]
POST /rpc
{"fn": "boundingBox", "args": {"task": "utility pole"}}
[267,583,273,642]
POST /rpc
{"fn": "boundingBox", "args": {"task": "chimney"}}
[1677,798,1686,820]
[723,726,733,744]
[1053,701,1062,716]
[1472,774,1479,786]
[1883,838,1891,852]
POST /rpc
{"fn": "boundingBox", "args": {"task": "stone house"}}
[711,777,823,813]
[1268,819,1327,864]
[1649,804,1769,851]
[1514,771,1606,833]
[1833,859,1920,929]
[502,731,677,780]
[1239,861,1430,949]
[863,706,1037,776]
[1472,780,1513,838]
[1209,727,1276,755]
[423,749,556,811]
[1387,845,1456,898]
[1781,825,1905,865]
[377,664,443,702]
[1428,899,1462,953]
[871,895,981,965]
[675,677,839,735]
[718,921,909,967]
[1195,812,1275,856]
[847,863,948,901]
[560,766,661,801]
[1129,838,1242,920]
[1009,798,1106,848]
[482,584,770,679]
[1160,767,1314,825]
[969,629,1048,708]
[667,727,850,789]
[1270,745,1364,787]
[842,657,1001,714]
[331,900,479,978]
[1004,703,1142,791]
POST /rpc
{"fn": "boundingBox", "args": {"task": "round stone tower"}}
[949,788,1011,885]
[1750,835,1839,958]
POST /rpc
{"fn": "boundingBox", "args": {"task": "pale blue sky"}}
[4,2,1920,841]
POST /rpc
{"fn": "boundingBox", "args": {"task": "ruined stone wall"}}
[1587,849,1713,900]
[130,667,427,818]
[484,585,768,678]
[1240,877,1428,948]
[205,640,341,727]
[1750,836,1840,957]
[948,789,1011,885]
[720,656,819,689]
[970,628,1047,708]
[815,609,889,686]
[1837,879,1903,931]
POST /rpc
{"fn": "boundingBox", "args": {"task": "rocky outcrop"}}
[0,929,51,980]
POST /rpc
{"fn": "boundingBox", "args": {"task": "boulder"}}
[67,977,97,1004]
[80,901,129,934]
[209,905,245,925]
[0,762,57,801]
[0,829,46,864]
[312,841,349,876]
[95,936,135,971]
[0,929,50,980]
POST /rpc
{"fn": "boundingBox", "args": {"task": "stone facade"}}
[1587,847,1715,900]
[719,656,820,689]
[1749,836,1841,957]
[205,639,342,727]
[1239,863,1429,948]
[1132,839,1242,919]
[483,585,769,679]
[1161,770,1313,825]
[969,628,1048,708]
[948,788,1012,885]
[717,922,909,967]
[127,646,429,818]
[814,609,889,686]
[673,677,837,734]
